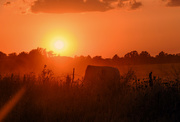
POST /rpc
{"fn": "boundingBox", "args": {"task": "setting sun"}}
[54,40,64,50]
[41,30,78,56]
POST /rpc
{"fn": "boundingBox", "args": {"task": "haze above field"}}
[0,0,180,58]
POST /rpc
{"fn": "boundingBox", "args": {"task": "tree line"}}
[0,48,180,74]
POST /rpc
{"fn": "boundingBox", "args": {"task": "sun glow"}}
[54,40,64,50]
[41,30,77,56]
[50,37,67,55]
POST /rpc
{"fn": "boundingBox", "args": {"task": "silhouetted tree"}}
[47,51,55,57]
[124,51,139,58]
[79,55,86,60]
[0,51,7,59]
[139,51,152,64]
[18,52,28,58]
[86,55,92,60]
[8,53,17,58]
[156,51,168,63]
[156,51,168,58]
[124,51,139,64]
[29,48,43,57]
[42,48,48,57]
[139,51,151,58]
[176,53,180,57]
[16,52,29,66]
[0,48,180,75]
[93,56,102,60]
[112,54,120,60]
[28,48,46,70]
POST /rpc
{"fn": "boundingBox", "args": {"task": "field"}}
[118,63,180,80]
[0,63,180,122]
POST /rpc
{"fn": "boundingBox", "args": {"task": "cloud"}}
[4,1,11,6]
[30,0,142,14]
[166,0,180,7]
[130,1,142,9]
[117,0,142,10]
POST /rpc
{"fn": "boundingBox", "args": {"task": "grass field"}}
[0,63,180,122]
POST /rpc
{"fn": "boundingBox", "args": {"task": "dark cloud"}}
[4,1,11,6]
[130,2,142,9]
[31,0,112,13]
[167,0,180,7]
[30,0,142,13]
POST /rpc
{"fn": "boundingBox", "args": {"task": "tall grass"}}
[0,67,180,122]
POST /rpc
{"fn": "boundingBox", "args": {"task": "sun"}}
[54,40,64,50]
[42,30,77,56]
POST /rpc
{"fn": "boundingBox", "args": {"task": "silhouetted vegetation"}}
[0,49,180,121]
[0,67,180,122]
[0,48,180,76]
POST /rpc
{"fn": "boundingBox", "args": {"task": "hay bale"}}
[84,65,120,97]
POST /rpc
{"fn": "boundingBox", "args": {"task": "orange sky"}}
[0,0,180,58]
